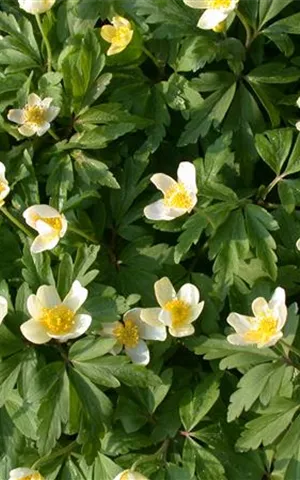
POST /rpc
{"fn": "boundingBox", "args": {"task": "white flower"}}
[100,16,134,56]
[7,93,59,137]
[9,467,44,480]
[0,162,10,207]
[0,296,8,325]
[183,0,238,30]
[20,281,91,344]
[100,308,166,365]
[18,0,56,14]
[227,287,287,348]
[144,162,197,221]
[141,277,204,338]
[113,470,149,480]
[23,204,67,254]
[296,238,300,250]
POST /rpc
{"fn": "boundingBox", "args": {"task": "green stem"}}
[35,13,52,72]
[68,224,98,244]
[131,439,169,471]
[1,206,33,237]
[48,128,60,141]
[261,174,285,201]
[236,10,252,48]
[31,441,77,470]
[142,45,160,69]
[280,339,300,359]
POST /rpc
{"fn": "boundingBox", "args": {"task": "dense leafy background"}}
[1,0,300,478]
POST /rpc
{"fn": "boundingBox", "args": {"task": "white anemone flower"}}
[141,277,204,338]
[227,287,287,348]
[0,162,10,207]
[9,467,44,480]
[113,471,149,480]
[101,16,134,56]
[20,281,92,344]
[144,162,197,221]
[183,0,239,30]
[296,96,300,131]
[23,204,67,254]
[18,0,56,14]
[100,308,167,365]
[7,93,59,137]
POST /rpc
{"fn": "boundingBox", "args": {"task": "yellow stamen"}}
[210,0,232,8]
[21,474,43,480]
[113,319,140,348]
[244,315,278,344]
[32,214,62,232]
[24,105,46,126]
[112,26,131,45]
[0,181,7,194]
[164,183,193,209]
[164,299,191,327]
[40,304,75,335]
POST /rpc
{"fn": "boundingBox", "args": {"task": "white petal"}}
[20,319,50,344]
[7,109,25,125]
[112,16,131,28]
[257,332,283,348]
[197,9,229,29]
[297,97,300,108]
[154,277,176,307]
[296,238,300,250]
[35,219,55,235]
[251,297,269,317]
[296,121,300,131]
[0,162,6,177]
[159,309,172,327]
[27,294,43,319]
[60,215,68,237]
[144,200,175,221]
[140,308,164,327]
[0,296,8,324]
[269,287,287,330]
[113,471,149,480]
[63,280,88,312]
[150,173,177,194]
[123,308,142,324]
[50,314,92,342]
[125,339,150,365]
[183,0,212,8]
[36,122,51,137]
[36,285,61,308]
[101,321,120,337]
[169,324,195,338]
[9,467,37,478]
[27,93,41,106]
[18,124,37,137]
[23,204,61,226]
[127,309,167,341]
[45,106,60,122]
[269,287,286,309]
[30,233,60,253]
[41,97,53,109]
[227,312,255,334]
[227,333,252,346]
[177,283,200,305]
[189,301,205,322]
[177,162,197,195]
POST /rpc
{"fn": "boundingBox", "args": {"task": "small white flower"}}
[141,277,204,338]
[183,0,238,30]
[144,162,197,221]
[0,162,10,207]
[100,16,134,56]
[113,470,149,480]
[227,287,287,348]
[20,281,91,344]
[23,204,67,254]
[9,467,44,480]
[7,93,59,137]
[100,308,167,365]
[18,0,56,14]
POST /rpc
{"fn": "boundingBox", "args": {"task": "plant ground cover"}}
[1,0,300,479]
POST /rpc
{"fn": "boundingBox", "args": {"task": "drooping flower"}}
[0,296,8,325]
[141,277,204,338]
[18,0,56,14]
[296,96,300,131]
[9,467,44,480]
[100,16,133,56]
[7,93,59,137]
[113,471,149,480]
[100,308,166,365]
[144,162,197,221]
[226,287,287,348]
[23,204,67,254]
[0,162,10,207]
[20,281,91,344]
[183,0,239,30]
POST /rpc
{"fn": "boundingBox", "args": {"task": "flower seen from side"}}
[18,0,56,14]
[7,93,59,137]
[226,287,287,348]
[100,308,167,365]
[20,281,91,344]
[23,204,67,254]
[183,0,239,30]
[144,162,197,221]
[100,16,133,56]
[141,277,204,338]
[0,162,10,207]
[9,467,44,480]
[113,470,149,480]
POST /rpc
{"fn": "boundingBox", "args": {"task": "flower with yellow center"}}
[141,277,204,338]
[226,287,287,348]
[100,308,166,365]
[20,281,92,344]
[0,162,10,207]
[9,467,44,480]
[100,16,133,56]
[18,0,55,14]
[23,204,67,254]
[183,0,239,30]
[144,162,198,221]
[7,93,59,137]
[113,470,149,480]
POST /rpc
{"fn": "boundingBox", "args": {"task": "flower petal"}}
[144,200,175,221]
[150,173,177,194]
[183,0,210,8]
[227,333,252,346]
[7,109,25,124]
[36,122,51,137]
[140,307,163,327]
[125,339,150,365]
[112,16,131,28]
[20,319,50,344]
[9,467,37,478]
[197,9,228,29]
[227,312,255,334]
[257,332,283,348]
[45,106,60,122]
[169,324,195,338]
[126,309,167,341]
[18,124,36,137]
[36,285,61,308]
[177,283,200,305]
[27,294,43,319]
[154,277,176,307]
[101,25,117,42]
[50,314,92,342]
[63,280,88,312]
[296,238,300,250]
[251,297,269,317]
[189,301,205,322]
[0,296,8,324]
[23,204,61,229]
[27,93,41,106]
[177,162,197,195]
[60,215,68,237]
[269,287,287,330]
[41,97,53,109]
[31,233,60,254]
[100,321,120,337]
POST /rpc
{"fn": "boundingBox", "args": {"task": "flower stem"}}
[35,13,52,72]
[261,174,285,201]
[68,224,98,244]
[31,441,77,470]
[236,10,252,48]
[1,206,33,237]
[142,45,161,69]
[48,128,60,141]
[280,339,300,359]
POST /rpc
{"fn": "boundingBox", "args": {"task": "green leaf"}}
[259,0,294,28]
[188,438,227,480]
[73,244,100,283]
[284,134,300,175]
[0,353,22,408]
[73,150,119,189]
[264,12,300,35]
[255,128,293,174]
[247,63,300,84]
[175,35,218,72]
[57,253,74,298]
[46,154,74,211]
[174,212,208,264]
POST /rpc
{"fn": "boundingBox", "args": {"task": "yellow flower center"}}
[164,299,191,327]
[32,214,63,233]
[0,181,7,194]
[113,319,140,348]
[112,26,131,45]
[209,0,232,8]
[244,315,278,344]
[164,183,193,209]
[24,105,46,126]
[21,474,43,480]
[40,304,75,335]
